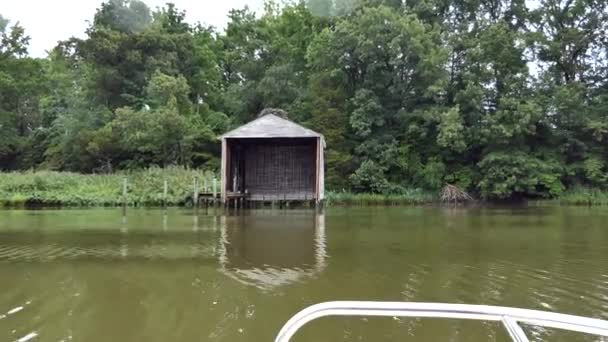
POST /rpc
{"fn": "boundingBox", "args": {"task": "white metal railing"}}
[274,301,608,342]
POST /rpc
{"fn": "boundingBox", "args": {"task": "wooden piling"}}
[193,177,199,207]
[122,178,128,207]
[315,200,323,214]
[122,205,127,223]
[163,179,168,207]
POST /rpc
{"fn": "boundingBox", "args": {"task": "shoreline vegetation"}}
[325,190,436,206]
[2,1,608,204]
[2,170,608,208]
[549,187,608,206]
[0,168,214,207]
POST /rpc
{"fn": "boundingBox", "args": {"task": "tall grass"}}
[325,189,436,206]
[0,167,215,207]
[553,187,608,206]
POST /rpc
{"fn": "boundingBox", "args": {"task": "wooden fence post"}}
[193,177,199,207]
[163,179,168,207]
[122,178,128,207]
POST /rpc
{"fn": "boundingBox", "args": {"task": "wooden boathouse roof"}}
[220,114,323,139]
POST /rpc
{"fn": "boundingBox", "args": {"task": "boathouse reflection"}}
[218,211,327,290]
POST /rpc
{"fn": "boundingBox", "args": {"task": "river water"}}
[0,206,607,341]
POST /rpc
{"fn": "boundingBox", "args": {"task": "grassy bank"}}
[325,190,436,206]
[0,167,215,207]
[0,169,437,208]
[327,188,608,206]
[552,187,608,206]
[5,170,607,208]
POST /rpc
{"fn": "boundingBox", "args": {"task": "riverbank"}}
[0,169,438,208]
[0,167,214,207]
[325,190,436,206]
[2,170,608,207]
[549,187,608,206]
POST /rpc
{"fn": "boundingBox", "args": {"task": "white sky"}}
[2,0,265,57]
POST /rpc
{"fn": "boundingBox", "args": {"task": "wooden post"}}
[221,138,228,203]
[193,177,199,207]
[314,137,319,203]
[212,178,217,205]
[122,178,128,207]
[163,179,168,208]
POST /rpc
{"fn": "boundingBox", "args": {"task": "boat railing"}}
[274,301,608,342]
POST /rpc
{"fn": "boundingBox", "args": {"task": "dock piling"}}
[212,178,217,205]
[122,178,128,207]
[193,177,199,208]
[163,179,168,208]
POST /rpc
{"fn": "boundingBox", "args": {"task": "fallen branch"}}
[441,184,474,203]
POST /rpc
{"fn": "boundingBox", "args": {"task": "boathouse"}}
[219,110,325,203]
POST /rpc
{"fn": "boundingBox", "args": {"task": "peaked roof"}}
[220,114,322,139]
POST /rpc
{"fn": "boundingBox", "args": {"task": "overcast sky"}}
[2,0,265,57]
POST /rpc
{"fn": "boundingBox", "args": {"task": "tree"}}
[145,70,191,115]
[0,15,47,170]
[307,4,448,189]
[93,0,152,33]
[3,0,608,200]
[530,0,608,189]
[77,2,197,109]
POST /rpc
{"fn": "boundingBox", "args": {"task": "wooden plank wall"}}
[243,139,316,200]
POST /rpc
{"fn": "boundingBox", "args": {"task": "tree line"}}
[1,0,607,199]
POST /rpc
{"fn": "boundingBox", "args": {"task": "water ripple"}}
[0,240,218,262]
[15,332,37,342]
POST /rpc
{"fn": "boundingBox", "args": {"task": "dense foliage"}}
[1,0,607,199]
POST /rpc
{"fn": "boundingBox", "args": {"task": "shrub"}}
[477,152,564,199]
[349,160,390,193]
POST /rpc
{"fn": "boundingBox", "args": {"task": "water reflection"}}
[0,210,328,291]
[1,207,608,342]
[219,212,327,290]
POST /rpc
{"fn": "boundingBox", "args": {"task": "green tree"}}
[307,4,448,190]
[93,0,152,33]
[145,70,191,115]
[77,2,197,109]
[0,16,47,170]
[4,0,608,200]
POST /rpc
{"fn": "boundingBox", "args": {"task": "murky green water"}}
[0,206,607,341]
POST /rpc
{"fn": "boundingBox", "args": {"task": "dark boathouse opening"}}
[220,112,325,203]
